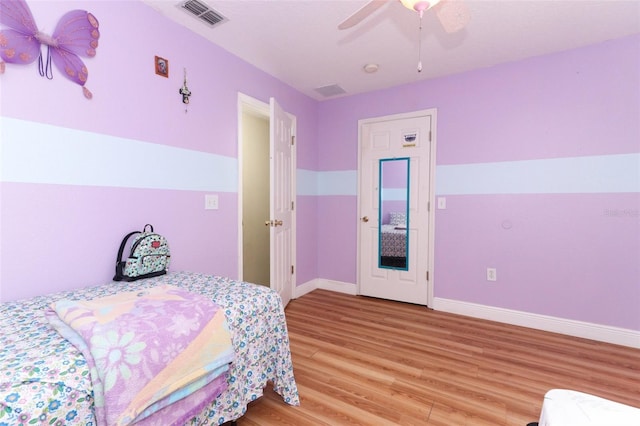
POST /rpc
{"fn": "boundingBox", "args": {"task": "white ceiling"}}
[143,0,640,101]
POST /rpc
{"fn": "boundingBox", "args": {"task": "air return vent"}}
[314,84,347,98]
[179,0,227,28]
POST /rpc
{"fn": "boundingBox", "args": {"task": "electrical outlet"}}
[205,194,219,210]
[486,268,497,282]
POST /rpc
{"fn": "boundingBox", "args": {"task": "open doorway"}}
[241,110,270,286]
[237,93,296,306]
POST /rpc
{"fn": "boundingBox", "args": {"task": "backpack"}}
[113,224,170,282]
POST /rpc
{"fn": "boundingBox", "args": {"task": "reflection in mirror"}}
[378,157,410,270]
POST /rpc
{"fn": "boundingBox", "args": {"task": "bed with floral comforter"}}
[0,271,299,425]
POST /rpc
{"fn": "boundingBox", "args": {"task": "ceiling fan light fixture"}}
[400,0,441,14]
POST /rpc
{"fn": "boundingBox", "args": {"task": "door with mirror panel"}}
[358,111,434,305]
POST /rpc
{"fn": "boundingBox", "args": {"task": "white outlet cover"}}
[437,197,446,209]
[205,194,219,210]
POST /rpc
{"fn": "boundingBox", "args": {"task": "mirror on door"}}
[378,157,410,270]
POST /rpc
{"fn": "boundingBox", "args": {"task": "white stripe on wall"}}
[4,118,637,196]
[436,153,640,195]
[1,117,237,192]
[298,153,639,197]
[318,170,358,196]
[297,169,358,196]
[297,169,319,196]
[382,188,407,201]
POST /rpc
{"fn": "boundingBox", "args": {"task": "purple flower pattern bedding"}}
[0,271,299,425]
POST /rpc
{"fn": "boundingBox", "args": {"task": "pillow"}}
[389,212,407,226]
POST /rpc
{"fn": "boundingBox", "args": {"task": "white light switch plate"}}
[487,268,497,282]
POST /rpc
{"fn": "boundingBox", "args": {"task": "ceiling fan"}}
[338,0,470,34]
[338,0,470,73]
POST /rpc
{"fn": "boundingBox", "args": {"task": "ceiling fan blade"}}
[435,0,470,33]
[338,0,389,30]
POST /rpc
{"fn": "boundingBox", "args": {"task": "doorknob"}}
[265,220,272,227]
[361,216,369,223]
[274,220,283,226]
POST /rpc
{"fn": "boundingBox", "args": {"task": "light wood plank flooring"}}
[238,290,640,425]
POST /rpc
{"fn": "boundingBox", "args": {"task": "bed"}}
[0,271,299,425]
[380,211,407,268]
[380,225,407,257]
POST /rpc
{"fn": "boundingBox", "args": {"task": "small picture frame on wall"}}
[155,56,169,77]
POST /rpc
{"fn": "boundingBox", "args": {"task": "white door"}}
[358,111,435,305]
[269,97,294,306]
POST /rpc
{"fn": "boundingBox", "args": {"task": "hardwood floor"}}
[237,290,640,425]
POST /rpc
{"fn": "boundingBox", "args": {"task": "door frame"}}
[356,108,437,307]
[237,93,297,299]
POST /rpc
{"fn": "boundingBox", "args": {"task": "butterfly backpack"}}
[0,0,100,99]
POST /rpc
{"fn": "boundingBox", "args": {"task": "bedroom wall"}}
[0,1,319,301]
[315,34,640,332]
[1,2,637,339]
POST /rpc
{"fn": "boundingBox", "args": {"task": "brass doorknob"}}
[275,220,283,226]
[265,220,272,227]
[361,216,369,223]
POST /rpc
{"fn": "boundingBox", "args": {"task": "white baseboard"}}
[317,279,358,295]
[292,281,639,348]
[293,278,319,299]
[294,278,357,299]
[433,297,640,349]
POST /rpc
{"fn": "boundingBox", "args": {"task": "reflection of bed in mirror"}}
[380,212,407,268]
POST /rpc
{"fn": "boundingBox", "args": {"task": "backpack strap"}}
[113,231,140,281]
[143,224,154,232]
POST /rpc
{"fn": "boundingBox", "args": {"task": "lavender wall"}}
[316,35,640,330]
[1,1,637,334]
[0,1,318,300]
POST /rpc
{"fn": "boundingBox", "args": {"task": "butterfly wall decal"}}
[0,0,100,99]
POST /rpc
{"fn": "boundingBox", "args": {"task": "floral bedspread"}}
[0,271,299,425]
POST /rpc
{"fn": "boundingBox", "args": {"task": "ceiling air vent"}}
[179,0,227,28]
[314,84,347,98]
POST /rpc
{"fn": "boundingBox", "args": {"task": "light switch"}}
[437,197,446,209]
[205,194,219,210]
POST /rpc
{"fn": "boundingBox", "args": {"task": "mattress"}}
[0,271,299,425]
